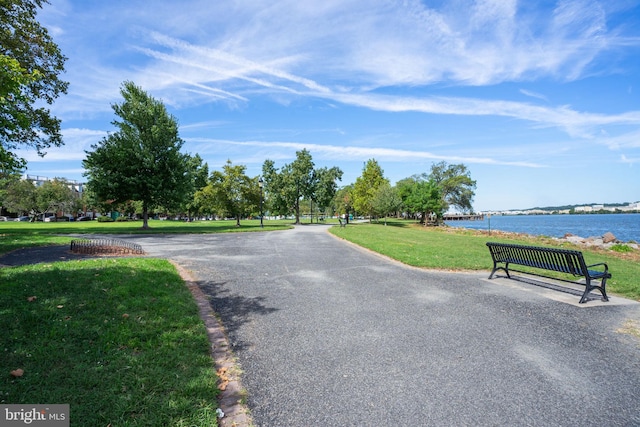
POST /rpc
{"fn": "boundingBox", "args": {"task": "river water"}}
[445,213,640,243]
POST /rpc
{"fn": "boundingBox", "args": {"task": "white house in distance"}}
[22,174,84,194]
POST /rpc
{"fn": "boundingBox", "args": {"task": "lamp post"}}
[258,177,264,228]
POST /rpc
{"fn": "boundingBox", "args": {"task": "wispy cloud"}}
[121,29,640,140]
[17,128,107,162]
[599,129,640,150]
[325,92,640,138]
[47,1,639,135]
[520,89,549,102]
[188,138,545,168]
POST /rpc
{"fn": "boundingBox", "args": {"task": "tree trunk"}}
[295,197,300,224]
[142,208,149,229]
[236,215,241,227]
[140,200,150,229]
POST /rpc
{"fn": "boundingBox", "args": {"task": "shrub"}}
[97,216,114,222]
[611,244,633,253]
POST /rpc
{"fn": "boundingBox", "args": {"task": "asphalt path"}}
[95,225,639,426]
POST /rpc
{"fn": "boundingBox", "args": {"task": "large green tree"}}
[3,177,36,217]
[262,150,343,224]
[182,153,209,219]
[333,184,354,222]
[83,81,191,229]
[1,0,68,173]
[34,178,76,219]
[428,161,476,213]
[262,149,315,225]
[371,183,402,225]
[3,177,76,220]
[288,149,315,224]
[312,166,343,220]
[353,159,388,220]
[0,166,21,213]
[196,160,258,226]
[404,179,446,225]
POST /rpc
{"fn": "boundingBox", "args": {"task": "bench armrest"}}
[587,262,608,272]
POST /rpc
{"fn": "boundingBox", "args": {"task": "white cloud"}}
[520,89,549,102]
[598,129,640,150]
[17,128,106,162]
[45,1,639,132]
[324,92,640,138]
[188,138,545,168]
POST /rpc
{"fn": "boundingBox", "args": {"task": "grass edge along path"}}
[330,220,640,302]
[1,257,221,426]
[0,218,294,256]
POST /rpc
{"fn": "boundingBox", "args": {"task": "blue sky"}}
[18,0,640,211]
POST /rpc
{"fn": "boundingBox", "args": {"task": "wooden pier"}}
[443,213,485,221]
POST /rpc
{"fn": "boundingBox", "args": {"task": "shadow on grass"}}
[199,280,279,352]
[365,220,416,228]
[0,220,291,236]
[0,244,106,266]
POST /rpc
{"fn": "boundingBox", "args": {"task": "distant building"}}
[22,174,84,194]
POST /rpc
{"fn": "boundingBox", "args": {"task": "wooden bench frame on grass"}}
[486,242,611,304]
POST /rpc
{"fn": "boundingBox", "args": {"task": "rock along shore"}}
[555,231,639,250]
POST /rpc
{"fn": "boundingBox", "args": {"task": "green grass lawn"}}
[1,257,219,426]
[330,219,640,301]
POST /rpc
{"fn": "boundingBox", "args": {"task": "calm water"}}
[445,213,640,243]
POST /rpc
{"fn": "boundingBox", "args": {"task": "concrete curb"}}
[170,261,253,427]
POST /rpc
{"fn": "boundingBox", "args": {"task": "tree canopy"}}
[195,159,258,226]
[428,161,476,213]
[3,177,76,220]
[353,159,388,220]
[3,178,36,217]
[1,0,68,173]
[403,179,445,225]
[182,153,209,219]
[371,183,402,225]
[82,81,191,229]
[262,149,343,224]
[312,166,343,218]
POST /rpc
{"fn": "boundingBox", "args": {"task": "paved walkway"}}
[116,224,640,427]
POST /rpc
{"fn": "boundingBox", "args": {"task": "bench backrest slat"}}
[486,242,586,276]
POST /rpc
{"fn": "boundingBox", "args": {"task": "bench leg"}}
[579,278,609,304]
[488,263,510,279]
[600,277,609,301]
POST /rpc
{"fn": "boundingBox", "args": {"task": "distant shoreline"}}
[486,210,640,216]
[446,212,640,243]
